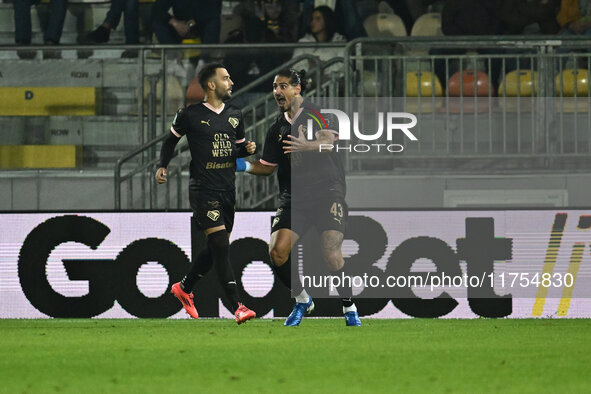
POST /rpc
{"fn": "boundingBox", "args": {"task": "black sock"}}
[332,266,354,307]
[272,255,304,296]
[272,261,291,289]
[341,298,354,308]
[208,230,241,311]
[180,250,212,293]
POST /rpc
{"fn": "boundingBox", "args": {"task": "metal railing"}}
[4,38,591,209]
[341,37,591,173]
[113,52,333,210]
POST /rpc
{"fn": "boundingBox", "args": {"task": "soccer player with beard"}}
[238,68,361,326]
[156,63,257,324]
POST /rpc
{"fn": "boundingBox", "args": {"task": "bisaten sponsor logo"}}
[305,109,418,153]
[206,162,234,169]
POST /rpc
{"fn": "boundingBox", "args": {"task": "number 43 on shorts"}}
[330,202,344,218]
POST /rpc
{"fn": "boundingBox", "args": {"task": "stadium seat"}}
[498,70,538,97]
[0,145,80,169]
[447,70,494,113]
[448,70,494,97]
[410,13,443,36]
[406,71,443,97]
[405,13,442,69]
[555,69,590,112]
[185,76,205,106]
[0,87,98,116]
[555,69,589,96]
[181,38,201,59]
[363,13,407,37]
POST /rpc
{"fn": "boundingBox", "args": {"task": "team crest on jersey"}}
[228,117,239,128]
[207,210,220,221]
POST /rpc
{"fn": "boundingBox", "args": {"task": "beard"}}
[275,97,288,112]
[221,90,232,101]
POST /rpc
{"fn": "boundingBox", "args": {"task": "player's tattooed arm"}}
[245,160,276,176]
[321,230,345,253]
[283,124,337,153]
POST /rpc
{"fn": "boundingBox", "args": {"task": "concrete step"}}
[0,115,145,145]
[0,3,154,42]
[0,58,189,114]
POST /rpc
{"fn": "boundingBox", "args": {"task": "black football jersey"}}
[172,102,245,191]
[261,100,345,202]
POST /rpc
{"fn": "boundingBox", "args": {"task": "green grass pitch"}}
[1,319,590,393]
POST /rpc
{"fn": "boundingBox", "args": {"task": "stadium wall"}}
[1,210,590,319]
[2,173,591,210]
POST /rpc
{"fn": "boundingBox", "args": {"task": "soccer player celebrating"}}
[156,63,257,324]
[238,69,361,326]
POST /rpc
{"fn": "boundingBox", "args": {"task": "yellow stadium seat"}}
[406,71,443,97]
[555,69,589,96]
[181,37,201,59]
[0,145,80,169]
[364,13,407,37]
[499,70,538,97]
[0,87,98,116]
[410,13,442,36]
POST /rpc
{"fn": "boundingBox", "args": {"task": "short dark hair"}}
[198,62,225,90]
[275,68,309,94]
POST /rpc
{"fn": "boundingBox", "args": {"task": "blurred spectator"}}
[558,0,582,26]
[498,0,561,35]
[223,15,291,108]
[300,0,365,40]
[150,0,221,45]
[441,0,559,36]
[84,0,139,54]
[434,0,559,88]
[335,0,366,39]
[436,0,504,87]
[292,6,345,74]
[14,0,67,59]
[558,0,591,36]
[235,0,300,42]
[441,0,503,36]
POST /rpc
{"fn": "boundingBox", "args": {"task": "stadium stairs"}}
[0,1,193,210]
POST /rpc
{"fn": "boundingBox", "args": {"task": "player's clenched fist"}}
[155,167,167,184]
[246,141,256,154]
